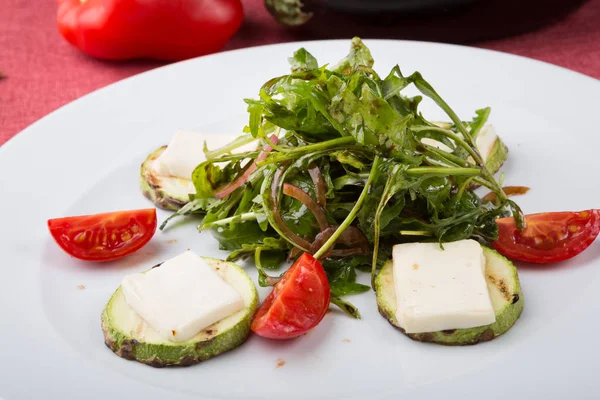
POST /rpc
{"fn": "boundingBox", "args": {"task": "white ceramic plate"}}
[1,40,599,400]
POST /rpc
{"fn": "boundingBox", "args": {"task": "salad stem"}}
[200,212,262,229]
[413,126,481,163]
[285,136,355,155]
[313,156,381,259]
[254,247,281,287]
[204,134,258,159]
[406,167,480,177]
[423,145,475,168]
[414,125,508,204]
[455,177,476,201]
[399,230,433,236]
[330,294,362,319]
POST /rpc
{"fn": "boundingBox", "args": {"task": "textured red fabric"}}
[1,0,598,146]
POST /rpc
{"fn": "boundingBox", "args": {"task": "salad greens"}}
[162,37,522,317]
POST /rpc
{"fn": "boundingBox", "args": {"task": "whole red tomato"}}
[56,0,244,61]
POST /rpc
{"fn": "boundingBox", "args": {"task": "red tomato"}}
[493,210,600,263]
[251,253,330,339]
[48,209,157,262]
[56,0,243,61]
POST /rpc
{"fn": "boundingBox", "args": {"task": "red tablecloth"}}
[1,0,598,146]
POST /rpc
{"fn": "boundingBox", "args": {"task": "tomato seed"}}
[74,232,87,243]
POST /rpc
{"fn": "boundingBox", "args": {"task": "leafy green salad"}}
[158,37,522,317]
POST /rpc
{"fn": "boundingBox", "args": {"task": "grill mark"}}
[487,274,512,302]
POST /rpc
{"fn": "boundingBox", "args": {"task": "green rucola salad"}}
[161,37,522,317]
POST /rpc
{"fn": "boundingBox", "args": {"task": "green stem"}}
[330,294,361,319]
[371,163,403,287]
[473,177,497,191]
[456,177,476,201]
[409,73,509,205]
[254,248,280,287]
[202,151,262,165]
[399,230,433,236]
[412,126,480,163]
[313,155,381,259]
[257,137,359,167]
[423,145,475,168]
[256,130,290,153]
[405,166,480,177]
[286,136,355,155]
[200,212,261,229]
[205,134,258,159]
[414,126,507,204]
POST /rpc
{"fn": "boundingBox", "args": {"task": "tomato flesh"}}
[48,209,157,262]
[251,253,330,339]
[493,210,600,263]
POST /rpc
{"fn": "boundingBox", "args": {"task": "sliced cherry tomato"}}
[251,253,330,339]
[493,210,600,263]
[48,209,157,262]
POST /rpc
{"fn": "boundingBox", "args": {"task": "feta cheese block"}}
[121,250,245,342]
[392,239,496,334]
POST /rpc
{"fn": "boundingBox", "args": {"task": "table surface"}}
[1,0,598,146]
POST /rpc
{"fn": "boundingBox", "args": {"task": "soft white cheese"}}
[152,131,259,180]
[121,250,244,342]
[474,125,498,163]
[393,239,495,334]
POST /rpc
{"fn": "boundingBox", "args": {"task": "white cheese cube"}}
[393,239,495,334]
[153,131,258,180]
[121,250,244,342]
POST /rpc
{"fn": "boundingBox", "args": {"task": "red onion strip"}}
[308,164,327,208]
[282,183,329,232]
[309,227,336,259]
[214,135,278,199]
[309,226,369,259]
[271,165,312,250]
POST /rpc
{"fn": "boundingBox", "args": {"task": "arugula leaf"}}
[332,37,374,74]
[227,237,288,270]
[289,48,318,73]
[209,220,276,251]
[323,258,370,297]
[468,107,491,140]
[264,0,313,26]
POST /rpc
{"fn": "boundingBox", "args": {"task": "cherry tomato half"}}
[493,210,600,263]
[48,209,157,262]
[251,253,330,339]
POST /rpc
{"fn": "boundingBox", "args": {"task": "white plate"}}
[1,40,599,400]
